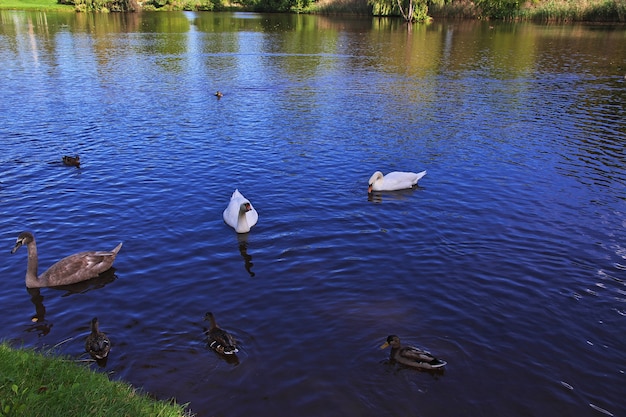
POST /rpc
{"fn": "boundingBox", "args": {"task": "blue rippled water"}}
[1,11,625,417]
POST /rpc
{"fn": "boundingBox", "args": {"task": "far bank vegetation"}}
[61,0,626,23]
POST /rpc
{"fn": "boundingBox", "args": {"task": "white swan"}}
[11,231,123,288]
[368,170,427,193]
[223,189,258,233]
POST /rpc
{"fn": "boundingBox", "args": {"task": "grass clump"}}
[0,342,191,417]
[309,0,371,14]
[429,0,626,20]
[520,0,626,21]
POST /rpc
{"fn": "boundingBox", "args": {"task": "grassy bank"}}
[0,342,191,417]
[0,0,73,10]
[1,0,624,20]
[428,0,626,21]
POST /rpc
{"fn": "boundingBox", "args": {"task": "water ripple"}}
[1,13,626,417]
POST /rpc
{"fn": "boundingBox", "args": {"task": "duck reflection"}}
[24,268,118,337]
[237,234,255,277]
[205,342,240,366]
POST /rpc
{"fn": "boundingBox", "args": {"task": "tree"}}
[369,0,430,21]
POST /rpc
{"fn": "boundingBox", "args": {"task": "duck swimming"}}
[223,189,258,233]
[368,170,426,193]
[380,335,446,370]
[204,312,238,355]
[215,91,223,98]
[11,231,123,288]
[62,155,80,168]
[85,317,111,360]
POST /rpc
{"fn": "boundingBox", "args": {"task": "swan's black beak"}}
[11,240,23,254]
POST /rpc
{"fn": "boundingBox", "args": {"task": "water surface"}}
[1,11,625,417]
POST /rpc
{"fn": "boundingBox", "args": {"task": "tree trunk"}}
[395,0,414,21]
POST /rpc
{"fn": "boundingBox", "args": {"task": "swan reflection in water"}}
[237,234,255,277]
[26,287,50,336]
[367,187,423,204]
[25,268,118,337]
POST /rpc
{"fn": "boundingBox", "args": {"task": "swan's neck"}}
[237,206,249,232]
[25,241,42,287]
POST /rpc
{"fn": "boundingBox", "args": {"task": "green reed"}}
[430,0,625,20]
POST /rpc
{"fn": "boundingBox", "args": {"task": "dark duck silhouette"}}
[62,155,80,168]
[11,231,123,288]
[204,312,238,355]
[85,317,110,360]
[380,335,446,370]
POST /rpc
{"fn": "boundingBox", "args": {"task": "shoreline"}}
[0,342,191,417]
[0,0,624,22]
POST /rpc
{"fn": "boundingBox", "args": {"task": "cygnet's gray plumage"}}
[11,231,122,288]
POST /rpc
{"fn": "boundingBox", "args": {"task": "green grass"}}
[0,0,74,11]
[0,342,191,417]
[1,0,623,18]
[428,0,626,20]
[519,0,626,21]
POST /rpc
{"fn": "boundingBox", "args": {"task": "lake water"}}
[1,10,625,417]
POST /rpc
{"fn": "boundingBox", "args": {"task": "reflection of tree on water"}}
[24,268,118,337]
[237,235,255,277]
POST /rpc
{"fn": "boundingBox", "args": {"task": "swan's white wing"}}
[245,204,259,228]
[223,190,244,229]
[382,172,414,190]
[378,171,426,191]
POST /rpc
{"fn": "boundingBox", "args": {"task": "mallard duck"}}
[85,317,110,360]
[204,312,238,355]
[215,91,223,98]
[368,170,426,193]
[11,231,123,288]
[62,155,80,168]
[223,189,258,234]
[380,335,446,370]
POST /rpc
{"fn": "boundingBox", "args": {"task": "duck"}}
[223,189,258,234]
[204,312,238,355]
[380,335,446,370]
[11,231,123,288]
[62,155,80,168]
[368,170,426,193]
[215,91,223,98]
[85,317,111,360]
